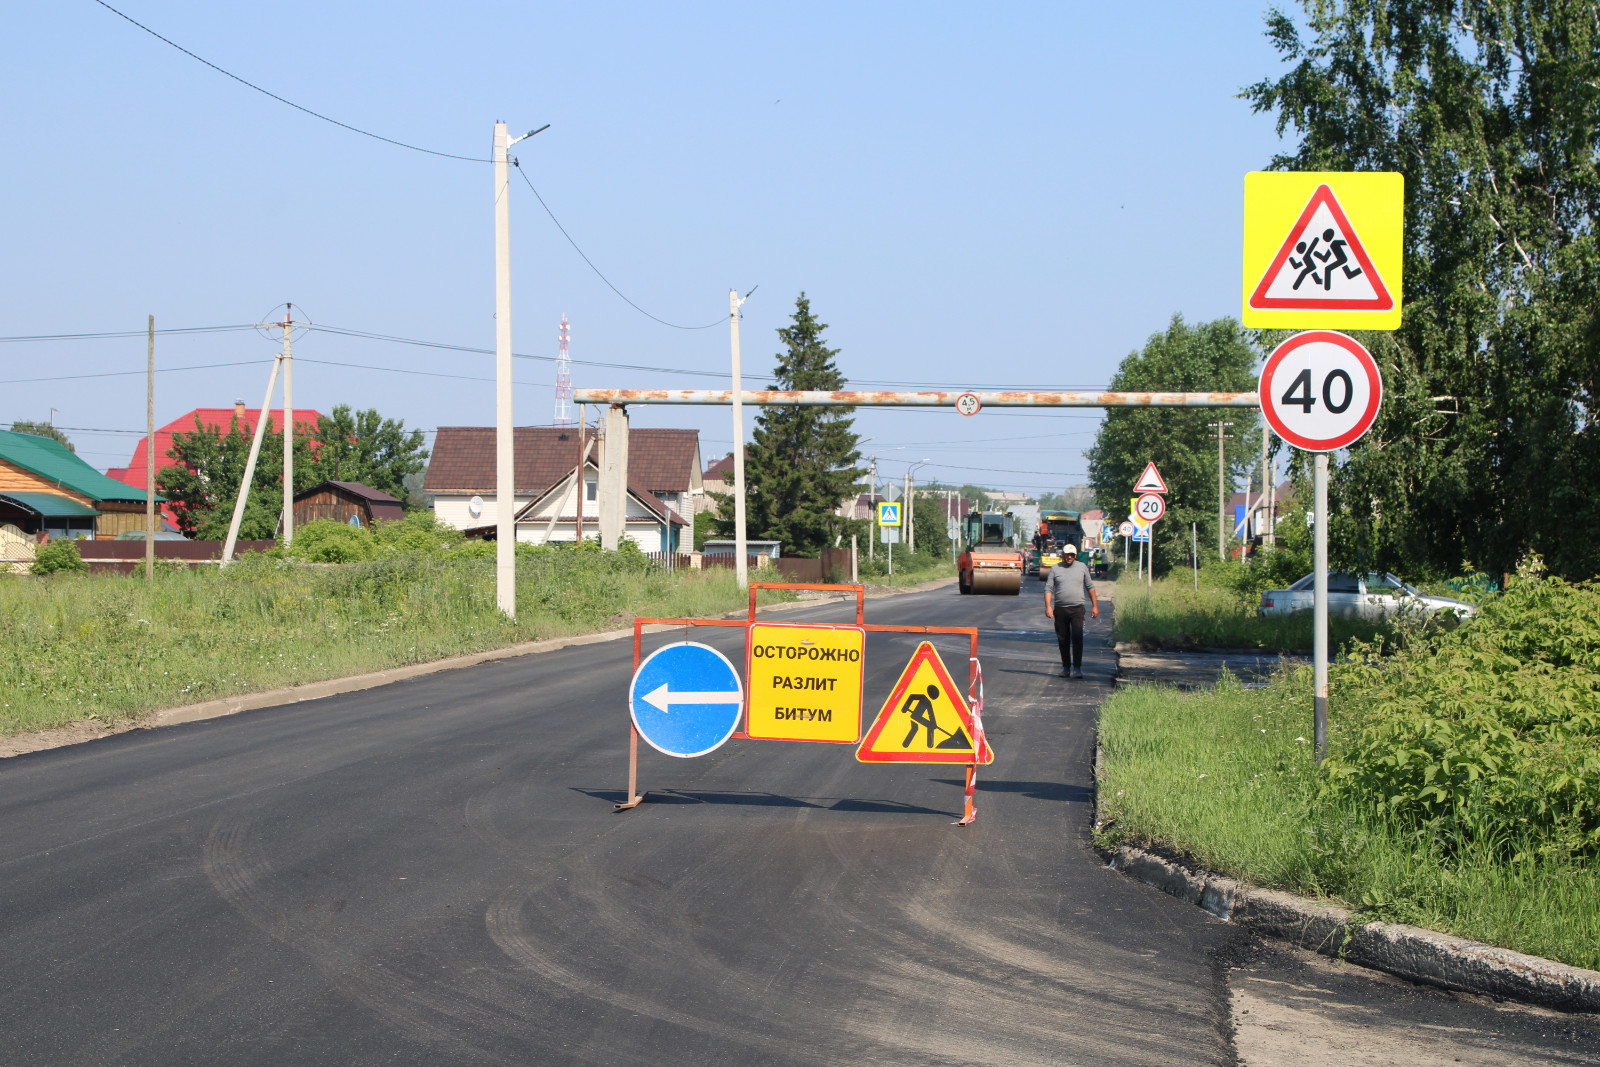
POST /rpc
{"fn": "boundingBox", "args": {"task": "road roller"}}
[957,511,1024,595]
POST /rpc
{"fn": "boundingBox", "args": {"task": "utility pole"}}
[145,315,155,582]
[493,121,515,618]
[1213,420,1234,560]
[730,288,750,590]
[281,306,295,546]
[903,469,911,554]
[867,455,876,562]
[222,356,283,564]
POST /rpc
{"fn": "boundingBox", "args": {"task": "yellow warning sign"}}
[744,623,865,744]
[1242,171,1404,331]
[857,641,994,764]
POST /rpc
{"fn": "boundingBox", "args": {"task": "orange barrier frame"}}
[617,583,986,825]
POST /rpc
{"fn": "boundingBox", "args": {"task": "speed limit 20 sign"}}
[1259,330,1383,452]
[1134,493,1166,524]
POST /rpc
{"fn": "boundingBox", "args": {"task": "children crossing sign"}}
[1242,172,1404,331]
[857,642,993,764]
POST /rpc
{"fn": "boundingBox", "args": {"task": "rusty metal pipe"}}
[574,389,1259,408]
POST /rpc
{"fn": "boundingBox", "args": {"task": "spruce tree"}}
[730,293,862,557]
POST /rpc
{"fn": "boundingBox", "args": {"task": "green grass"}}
[1097,673,1600,971]
[0,550,792,736]
[1111,572,1389,651]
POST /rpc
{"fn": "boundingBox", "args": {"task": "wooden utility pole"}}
[145,315,155,581]
[1214,420,1234,560]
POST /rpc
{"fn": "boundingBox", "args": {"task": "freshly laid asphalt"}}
[3,584,1598,1065]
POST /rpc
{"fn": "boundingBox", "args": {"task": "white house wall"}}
[433,493,533,531]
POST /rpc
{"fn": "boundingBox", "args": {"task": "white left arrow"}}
[641,683,741,714]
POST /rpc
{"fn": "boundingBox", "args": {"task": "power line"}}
[511,161,725,331]
[0,324,256,343]
[0,360,263,386]
[305,323,778,381]
[89,0,488,163]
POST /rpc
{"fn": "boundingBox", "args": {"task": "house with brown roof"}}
[293,481,405,530]
[424,426,702,551]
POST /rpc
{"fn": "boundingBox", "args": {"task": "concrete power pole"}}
[145,315,155,582]
[281,307,294,547]
[729,289,750,590]
[1214,420,1233,560]
[493,122,515,618]
[867,455,876,562]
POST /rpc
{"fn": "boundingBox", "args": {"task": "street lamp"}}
[905,459,931,554]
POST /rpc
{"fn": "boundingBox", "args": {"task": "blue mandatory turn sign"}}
[629,641,745,758]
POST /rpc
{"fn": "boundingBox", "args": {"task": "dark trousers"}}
[1054,604,1086,671]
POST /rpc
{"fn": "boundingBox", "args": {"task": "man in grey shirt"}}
[1044,543,1099,679]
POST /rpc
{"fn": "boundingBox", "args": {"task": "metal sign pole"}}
[1312,452,1329,763]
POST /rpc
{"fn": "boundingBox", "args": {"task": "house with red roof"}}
[105,401,325,528]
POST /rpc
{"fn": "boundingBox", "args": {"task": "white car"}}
[1258,571,1478,621]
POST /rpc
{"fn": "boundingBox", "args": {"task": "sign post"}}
[878,502,901,579]
[1257,329,1385,763]
[1246,171,1400,765]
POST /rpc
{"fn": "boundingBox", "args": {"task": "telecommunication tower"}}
[552,315,574,426]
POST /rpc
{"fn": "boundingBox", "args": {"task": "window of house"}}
[586,479,597,502]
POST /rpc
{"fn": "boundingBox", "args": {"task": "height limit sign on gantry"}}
[1242,172,1404,331]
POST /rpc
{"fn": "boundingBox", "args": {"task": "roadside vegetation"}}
[0,514,792,736]
[1110,552,1388,652]
[1097,565,1600,971]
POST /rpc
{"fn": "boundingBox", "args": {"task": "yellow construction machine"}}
[957,511,1024,595]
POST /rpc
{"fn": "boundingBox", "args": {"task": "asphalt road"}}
[2,584,1597,1065]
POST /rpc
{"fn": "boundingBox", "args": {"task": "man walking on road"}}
[1045,543,1098,679]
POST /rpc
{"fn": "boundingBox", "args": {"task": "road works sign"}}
[1259,330,1384,452]
[629,642,745,758]
[1133,461,1168,494]
[858,641,994,764]
[744,623,865,744]
[1242,172,1403,330]
[1134,493,1166,524]
[878,502,901,526]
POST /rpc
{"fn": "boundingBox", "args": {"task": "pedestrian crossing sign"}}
[857,641,994,764]
[1242,172,1403,330]
[878,502,901,527]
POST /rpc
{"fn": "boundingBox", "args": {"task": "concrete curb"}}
[5,576,956,756]
[1093,742,1600,1013]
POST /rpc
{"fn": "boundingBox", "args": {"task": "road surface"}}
[2,585,1596,1064]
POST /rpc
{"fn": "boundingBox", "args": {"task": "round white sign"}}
[1118,521,1135,537]
[1134,493,1166,523]
[955,393,982,417]
[1259,330,1383,452]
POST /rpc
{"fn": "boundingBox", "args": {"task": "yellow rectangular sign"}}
[1242,171,1403,330]
[744,622,865,744]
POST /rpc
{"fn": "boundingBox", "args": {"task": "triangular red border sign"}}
[1249,184,1393,311]
[857,641,994,764]
[1133,462,1167,494]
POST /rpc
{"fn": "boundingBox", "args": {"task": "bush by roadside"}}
[1096,568,1600,971]
[29,539,88,577]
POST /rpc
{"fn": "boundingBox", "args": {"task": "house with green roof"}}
[0,429,160,540]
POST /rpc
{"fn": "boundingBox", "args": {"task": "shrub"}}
[1325,572,1600,861]
[30,539,88,576]
[286,519,375,563]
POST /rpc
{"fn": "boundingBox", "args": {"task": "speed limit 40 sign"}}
[1259,330,1383,452]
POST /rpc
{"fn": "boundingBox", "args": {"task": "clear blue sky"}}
[2,1,1292,496]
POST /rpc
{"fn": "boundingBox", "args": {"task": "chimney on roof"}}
[235,399,246,418]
